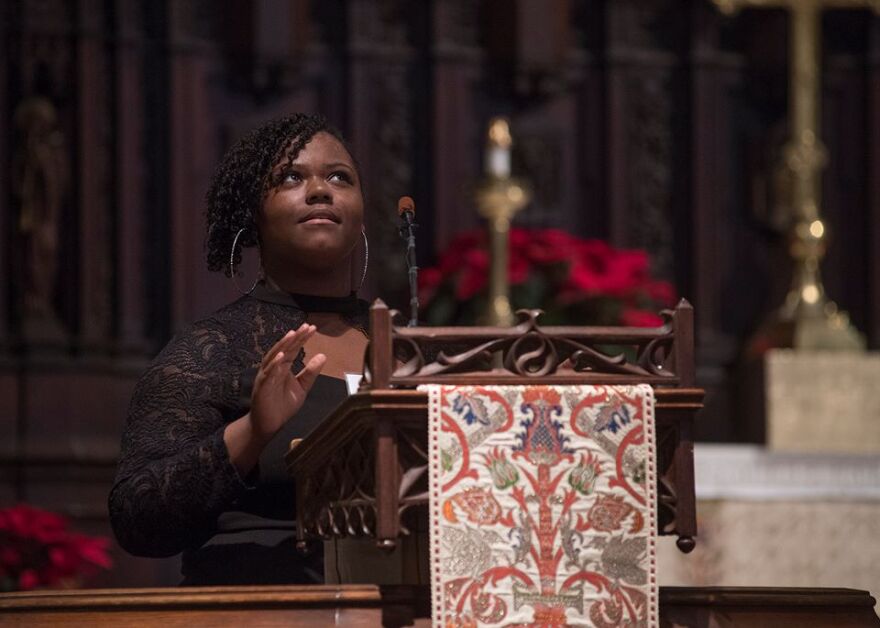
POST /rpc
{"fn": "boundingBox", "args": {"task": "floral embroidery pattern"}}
[425,384,657,627]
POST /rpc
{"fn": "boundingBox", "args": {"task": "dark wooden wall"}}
[2,0,879,587]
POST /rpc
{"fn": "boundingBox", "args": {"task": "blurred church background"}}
[1,0,879,592]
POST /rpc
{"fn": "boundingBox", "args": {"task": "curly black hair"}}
[205,113,353,276]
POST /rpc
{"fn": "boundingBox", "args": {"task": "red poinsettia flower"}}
[644,280,676,306]
[563,259,606,296]
[598,250,649,297]
[620,308,664,328]
[439,230,485,275]
[418,267,444,305]
[18,570,39,591]
[508,248,531,285]
[0,504,112,592]
[524,228,580,265]
[456,248,490,300]
[419,227,676,327]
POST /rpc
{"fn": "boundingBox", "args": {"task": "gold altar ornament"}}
[714,0,877,351]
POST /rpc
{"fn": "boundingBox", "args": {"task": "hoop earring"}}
[357,229,369,292]
[230,228,260,295]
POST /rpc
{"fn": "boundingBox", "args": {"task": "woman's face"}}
[258,131,364,273]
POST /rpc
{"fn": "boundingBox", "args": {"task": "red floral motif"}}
[520,387,562,407]
[446,487,502,525]
[586,494,636,533]
[589,595,625,628]
[444,614,478,628]
[470,591,507,623]
[532,605,570,625]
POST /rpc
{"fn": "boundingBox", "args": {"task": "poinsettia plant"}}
[419,228,675,327]
[0,504,112,591]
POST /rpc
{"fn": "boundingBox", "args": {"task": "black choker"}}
[249,282,362,315]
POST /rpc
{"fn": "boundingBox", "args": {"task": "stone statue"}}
[12,96,68,341]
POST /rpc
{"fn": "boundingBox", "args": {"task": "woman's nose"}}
[306,177,332,204]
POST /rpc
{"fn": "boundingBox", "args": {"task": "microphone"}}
[397,196,419,327]
[398,196,415,221]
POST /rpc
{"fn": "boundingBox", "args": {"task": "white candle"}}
[486,117,513,179]
[487,144,511,178]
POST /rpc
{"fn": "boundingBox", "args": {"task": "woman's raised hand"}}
[224,323,325,475]
[248,324,326,444]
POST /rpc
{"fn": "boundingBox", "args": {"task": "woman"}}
[109,113,370,585]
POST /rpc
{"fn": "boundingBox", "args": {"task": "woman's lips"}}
[299,209,341,225]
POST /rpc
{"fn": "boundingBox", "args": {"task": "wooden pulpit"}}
[285,299,704,563]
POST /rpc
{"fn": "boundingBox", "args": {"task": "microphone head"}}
[398,196,415,216]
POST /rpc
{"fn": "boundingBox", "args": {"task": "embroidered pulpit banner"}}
[423,384,658,628]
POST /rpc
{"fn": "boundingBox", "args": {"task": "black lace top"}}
[108,284,368,584]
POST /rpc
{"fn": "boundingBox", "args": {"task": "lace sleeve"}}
[108,324,250,557]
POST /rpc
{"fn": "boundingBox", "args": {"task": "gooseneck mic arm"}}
[397,196,419,327]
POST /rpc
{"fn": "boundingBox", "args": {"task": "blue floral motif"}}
[452,393,490,426]
[595,402,631,435]
[514,400,573,463]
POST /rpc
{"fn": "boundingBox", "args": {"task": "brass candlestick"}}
[476,118,531,327]
[714,0,873,351]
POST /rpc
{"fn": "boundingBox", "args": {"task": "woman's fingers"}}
[255,349,287,387]
[260,323,317,369]
[257,323,319,386]
[296,353,326,394]
[284,324,316,361]
[261,327,300,369]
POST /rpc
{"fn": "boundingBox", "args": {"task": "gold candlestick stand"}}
[475,118,531,327]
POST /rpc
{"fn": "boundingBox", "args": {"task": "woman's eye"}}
[329,172,352,184]
[283,172,302,184]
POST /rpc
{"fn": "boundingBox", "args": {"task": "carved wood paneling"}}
[0,4,8,350]
[76,0,113,350]
[606,0,680,282]
[347,0,418,299]
[822,52,868,336]
[167,0,217,330]
[431,0,482,254]
[869,16,880,347]
[4,0,871,358]
[113,0,148,355]
[690,4,746,348]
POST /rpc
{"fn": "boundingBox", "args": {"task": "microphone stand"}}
[399,211,419,327]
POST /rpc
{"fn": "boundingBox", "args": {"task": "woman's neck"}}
[263,266,352,297]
